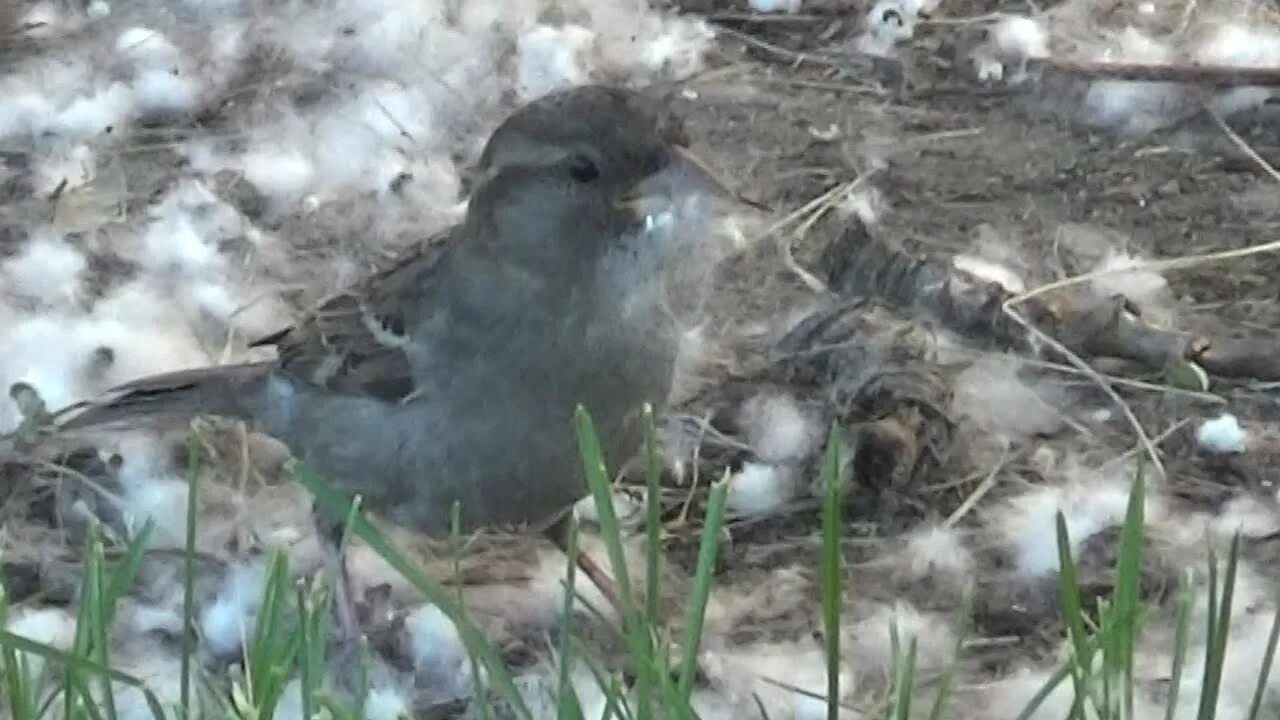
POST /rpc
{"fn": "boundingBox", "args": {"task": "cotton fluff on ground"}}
[1080,28,1183,134]
[0,0,715,424]
[994,463,1162,578]
[0,0,716,693]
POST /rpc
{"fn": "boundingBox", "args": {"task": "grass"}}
[0,413,1277,719]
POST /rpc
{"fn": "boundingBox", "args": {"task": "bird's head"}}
[462,85,740,311]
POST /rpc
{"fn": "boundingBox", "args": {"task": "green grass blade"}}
[556,517,586,720]
[574,406,652,720]
[890,636,919,720]
[290,460,533,720]
[0,592,38,720]
[676,475,729,701]
[819,423,843,720]
[1197,535,1240,720]
[1055,511,1092,718]
[0,631,167,720]
[87,526,118,720]
[1012,663,1074,720]
[296,585,320,720]
[642,404,663,632]
[450,500,492,720]
[1111,466,1146,720]
[247,549,300,718]
[67,671,107,720]
[180,432,202,720]
[1164,569,1193,720]
[106,519,153,619]
[926,584,974,720]
[1245,587,1280,720]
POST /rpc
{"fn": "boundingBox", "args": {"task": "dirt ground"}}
[658,0,1280,673]
[3,0,1280,715]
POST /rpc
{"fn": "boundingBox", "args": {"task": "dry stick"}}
[944,447,1009,528]
[774,175,876,293]
[1101,419,1192,472]
[713,24,855,70]
[1003,305,1167,480]
[1040,58,1280,86]
[980,353,1228,405]
[1003,104,1280,317]
[1005,236,1280,307]
[755,674,867,715]
[1206,108,1280,183]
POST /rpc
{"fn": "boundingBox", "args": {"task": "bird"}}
[53,84,738,644]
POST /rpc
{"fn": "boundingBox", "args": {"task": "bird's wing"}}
[249,229,456,402]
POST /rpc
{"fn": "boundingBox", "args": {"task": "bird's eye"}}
[567,155,599,183]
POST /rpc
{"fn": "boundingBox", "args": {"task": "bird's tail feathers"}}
[55,362,275,431]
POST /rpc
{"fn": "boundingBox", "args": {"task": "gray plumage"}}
[59,85,721,538]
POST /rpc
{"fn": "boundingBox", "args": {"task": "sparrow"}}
[55,85,737,641]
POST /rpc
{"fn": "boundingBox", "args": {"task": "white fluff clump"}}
[20,2,84,38]
[1089,250,1174,323]
[574,490,642,527]
[838,185,885,227]
[951,355,1065,442]
[115,27,181,69]
[1196,413,1247,455]
[1082,28,1183,134]
[88,282,217,373]
[999,470,1151,577]
[737,392,821,464]
[951,254,1027,294]
[0,84,57,139]
[515,24,597,101]
[7,607,77,649]
[1211,494,1279,539]
[0,300,211,434]
[139,179,243,279]
[405,603,477,698]
[847,602,958,671]
[749,0,803,13]
[108,432,196,546]
[272,679,307,720]
[6,607,77,678]
[523,540,621,625]
[0,315,91,432]
[700,641,854,720]
[854,0,935,58]
[1,232,86,308]
[131,69,203,120]
[1193,24,1280,116]
[898,524,974,581]
[727,462,797,517]
[976,14,1049,84]
[991,16,1049,61]
[105,651,189,720]
[227,82,456,213]
[364,684,412,720]
[241,147,316,210]
[979,667,1082,718]
[118,596,185,638]
[520,667,622,720]
[1165,568,1280,717]
[33,142,96,195]
[200,560,268,658]
[86,0,112,19]
[121,475,191,547]
[631,15,716,79]
[50,82,135,140]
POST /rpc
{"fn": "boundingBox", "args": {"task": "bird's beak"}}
[615,145,760,217]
